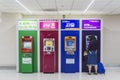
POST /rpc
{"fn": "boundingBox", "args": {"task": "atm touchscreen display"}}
[66,40,74,48]
[45,40,53,47]
[23,42,32,49]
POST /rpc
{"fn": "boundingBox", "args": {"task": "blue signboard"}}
[61,20,80,29]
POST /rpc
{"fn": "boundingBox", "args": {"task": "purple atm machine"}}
[82,19,102,72]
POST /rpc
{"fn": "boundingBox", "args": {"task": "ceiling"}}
[0,0,120,15]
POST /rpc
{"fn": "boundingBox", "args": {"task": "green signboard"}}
[17,20,37,30]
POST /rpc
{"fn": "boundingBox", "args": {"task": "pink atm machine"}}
[40,20,59,73]
[43,38,55,72]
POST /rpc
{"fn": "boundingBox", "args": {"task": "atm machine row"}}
[19,33,100,73]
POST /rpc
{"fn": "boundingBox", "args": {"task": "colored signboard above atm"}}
[82,19,101,30]
[40,20,58,29]
[61,20,80,29]
[18,20,37,30]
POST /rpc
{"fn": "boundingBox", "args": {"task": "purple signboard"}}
[82,19,101,30]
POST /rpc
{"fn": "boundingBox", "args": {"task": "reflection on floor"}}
[0,67,120,80]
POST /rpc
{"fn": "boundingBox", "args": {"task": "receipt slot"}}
[43,38,55,73]
[21,36,33,73]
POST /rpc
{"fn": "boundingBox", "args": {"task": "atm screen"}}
[23,42,32,49]
[86,35,97,49]
[45,40,53,47]
[66,40,74,47]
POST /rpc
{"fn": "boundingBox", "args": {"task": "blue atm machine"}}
[61,20,80,73]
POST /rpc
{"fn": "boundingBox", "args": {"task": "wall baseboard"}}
[0,66,16,70]
[0,65,119,70]
[105,64,120,67]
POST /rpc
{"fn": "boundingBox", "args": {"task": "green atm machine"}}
[17,20,38,73]
[21,36,33,72]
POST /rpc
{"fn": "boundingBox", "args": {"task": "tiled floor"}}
[0,67,120,80]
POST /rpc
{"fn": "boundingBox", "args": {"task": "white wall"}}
[0,13,22,66]
[0,13,120,67]
[103,15,120,66]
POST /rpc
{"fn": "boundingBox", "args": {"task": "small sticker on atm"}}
[22,58,32,64]
[66,59,75,64]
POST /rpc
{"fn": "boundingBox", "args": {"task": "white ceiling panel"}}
[72,0,91,11]
[19,0,41,10]
[100,0,120,13]
[0,0,24,12]
[0,0,120,15]
[88,0,112,13]
[36,0,56,10]
[86,0,115,14]
[56,0,73,11]
[0,0,23,9]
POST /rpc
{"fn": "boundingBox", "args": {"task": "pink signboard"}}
[40,20,58,29]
